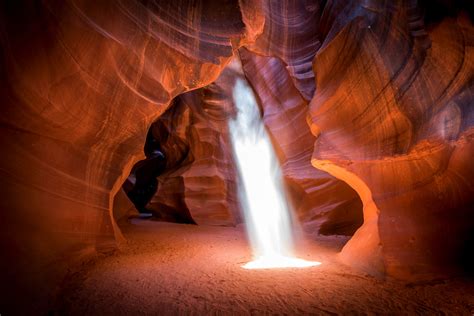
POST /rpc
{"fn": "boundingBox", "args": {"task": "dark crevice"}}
[123,128,166,213]
[122,100,196,224]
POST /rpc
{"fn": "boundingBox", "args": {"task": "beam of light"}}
[229,77,320,270]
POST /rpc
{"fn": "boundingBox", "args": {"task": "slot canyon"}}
[1,0,474,314]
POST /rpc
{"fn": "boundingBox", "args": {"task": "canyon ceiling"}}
[0,0,473,313]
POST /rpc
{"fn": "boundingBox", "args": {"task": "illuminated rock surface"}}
[307,1,474,280]
[240,49,364,237]
[0,0,473,314]
[145,66,243,226]
[0,1,256,313]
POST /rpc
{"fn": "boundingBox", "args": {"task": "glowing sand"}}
[242,255,321,269]
[229,77,320,269]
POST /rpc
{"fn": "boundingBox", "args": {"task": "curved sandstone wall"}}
[0,1,262,312]
[1,1,473,313]
[307,1,474,279]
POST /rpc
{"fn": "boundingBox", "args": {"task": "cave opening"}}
[3,1,474,314]
[116,56,365,263]
[121,100,196,224]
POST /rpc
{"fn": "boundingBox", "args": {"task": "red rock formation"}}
[308,1,474,279]
[245,0,322,101]
[143,54,362,234]
[1,0,473,313]
[235,0,474,280]
[0,1,260,313]
[239,49,363,236]
[113,188,139,225]
[145,68,242,225]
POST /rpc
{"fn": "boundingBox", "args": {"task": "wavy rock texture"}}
[239,49,363,236]
[144,53,362,234]
[308,1,474,279]
[1,0,474,313]
[246,0,322,101]
[0,1,259,313]
[145,68,242,225]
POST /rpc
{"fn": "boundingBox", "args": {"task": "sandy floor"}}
[56,218,474,315]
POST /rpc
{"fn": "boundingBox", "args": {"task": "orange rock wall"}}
[239,49,363,236]
[0,1,260,312]
[308,1,474,279]
[1,1,473,313]
[147,67,243,226]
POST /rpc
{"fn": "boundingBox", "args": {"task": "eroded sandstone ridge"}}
[128,58,362,234]
[0,1,261,312]
[144,66,243,226]
[1,0,473,313]
[307,1,474,279]
[240,49,363,237]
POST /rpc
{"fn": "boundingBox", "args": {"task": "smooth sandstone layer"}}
[0,1,260,313]
[308,2,474,279]
[1,1,473,314]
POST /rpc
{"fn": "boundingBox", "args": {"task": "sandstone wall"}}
[0,1,261,312]
[1,1,473,313]
[307,1,474,279]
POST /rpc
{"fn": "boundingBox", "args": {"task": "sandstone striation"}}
[308,1,474,279]
[0,1,259,313]
[144,67,243,226]
[239,49,363,236]
[1,1,473,314]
